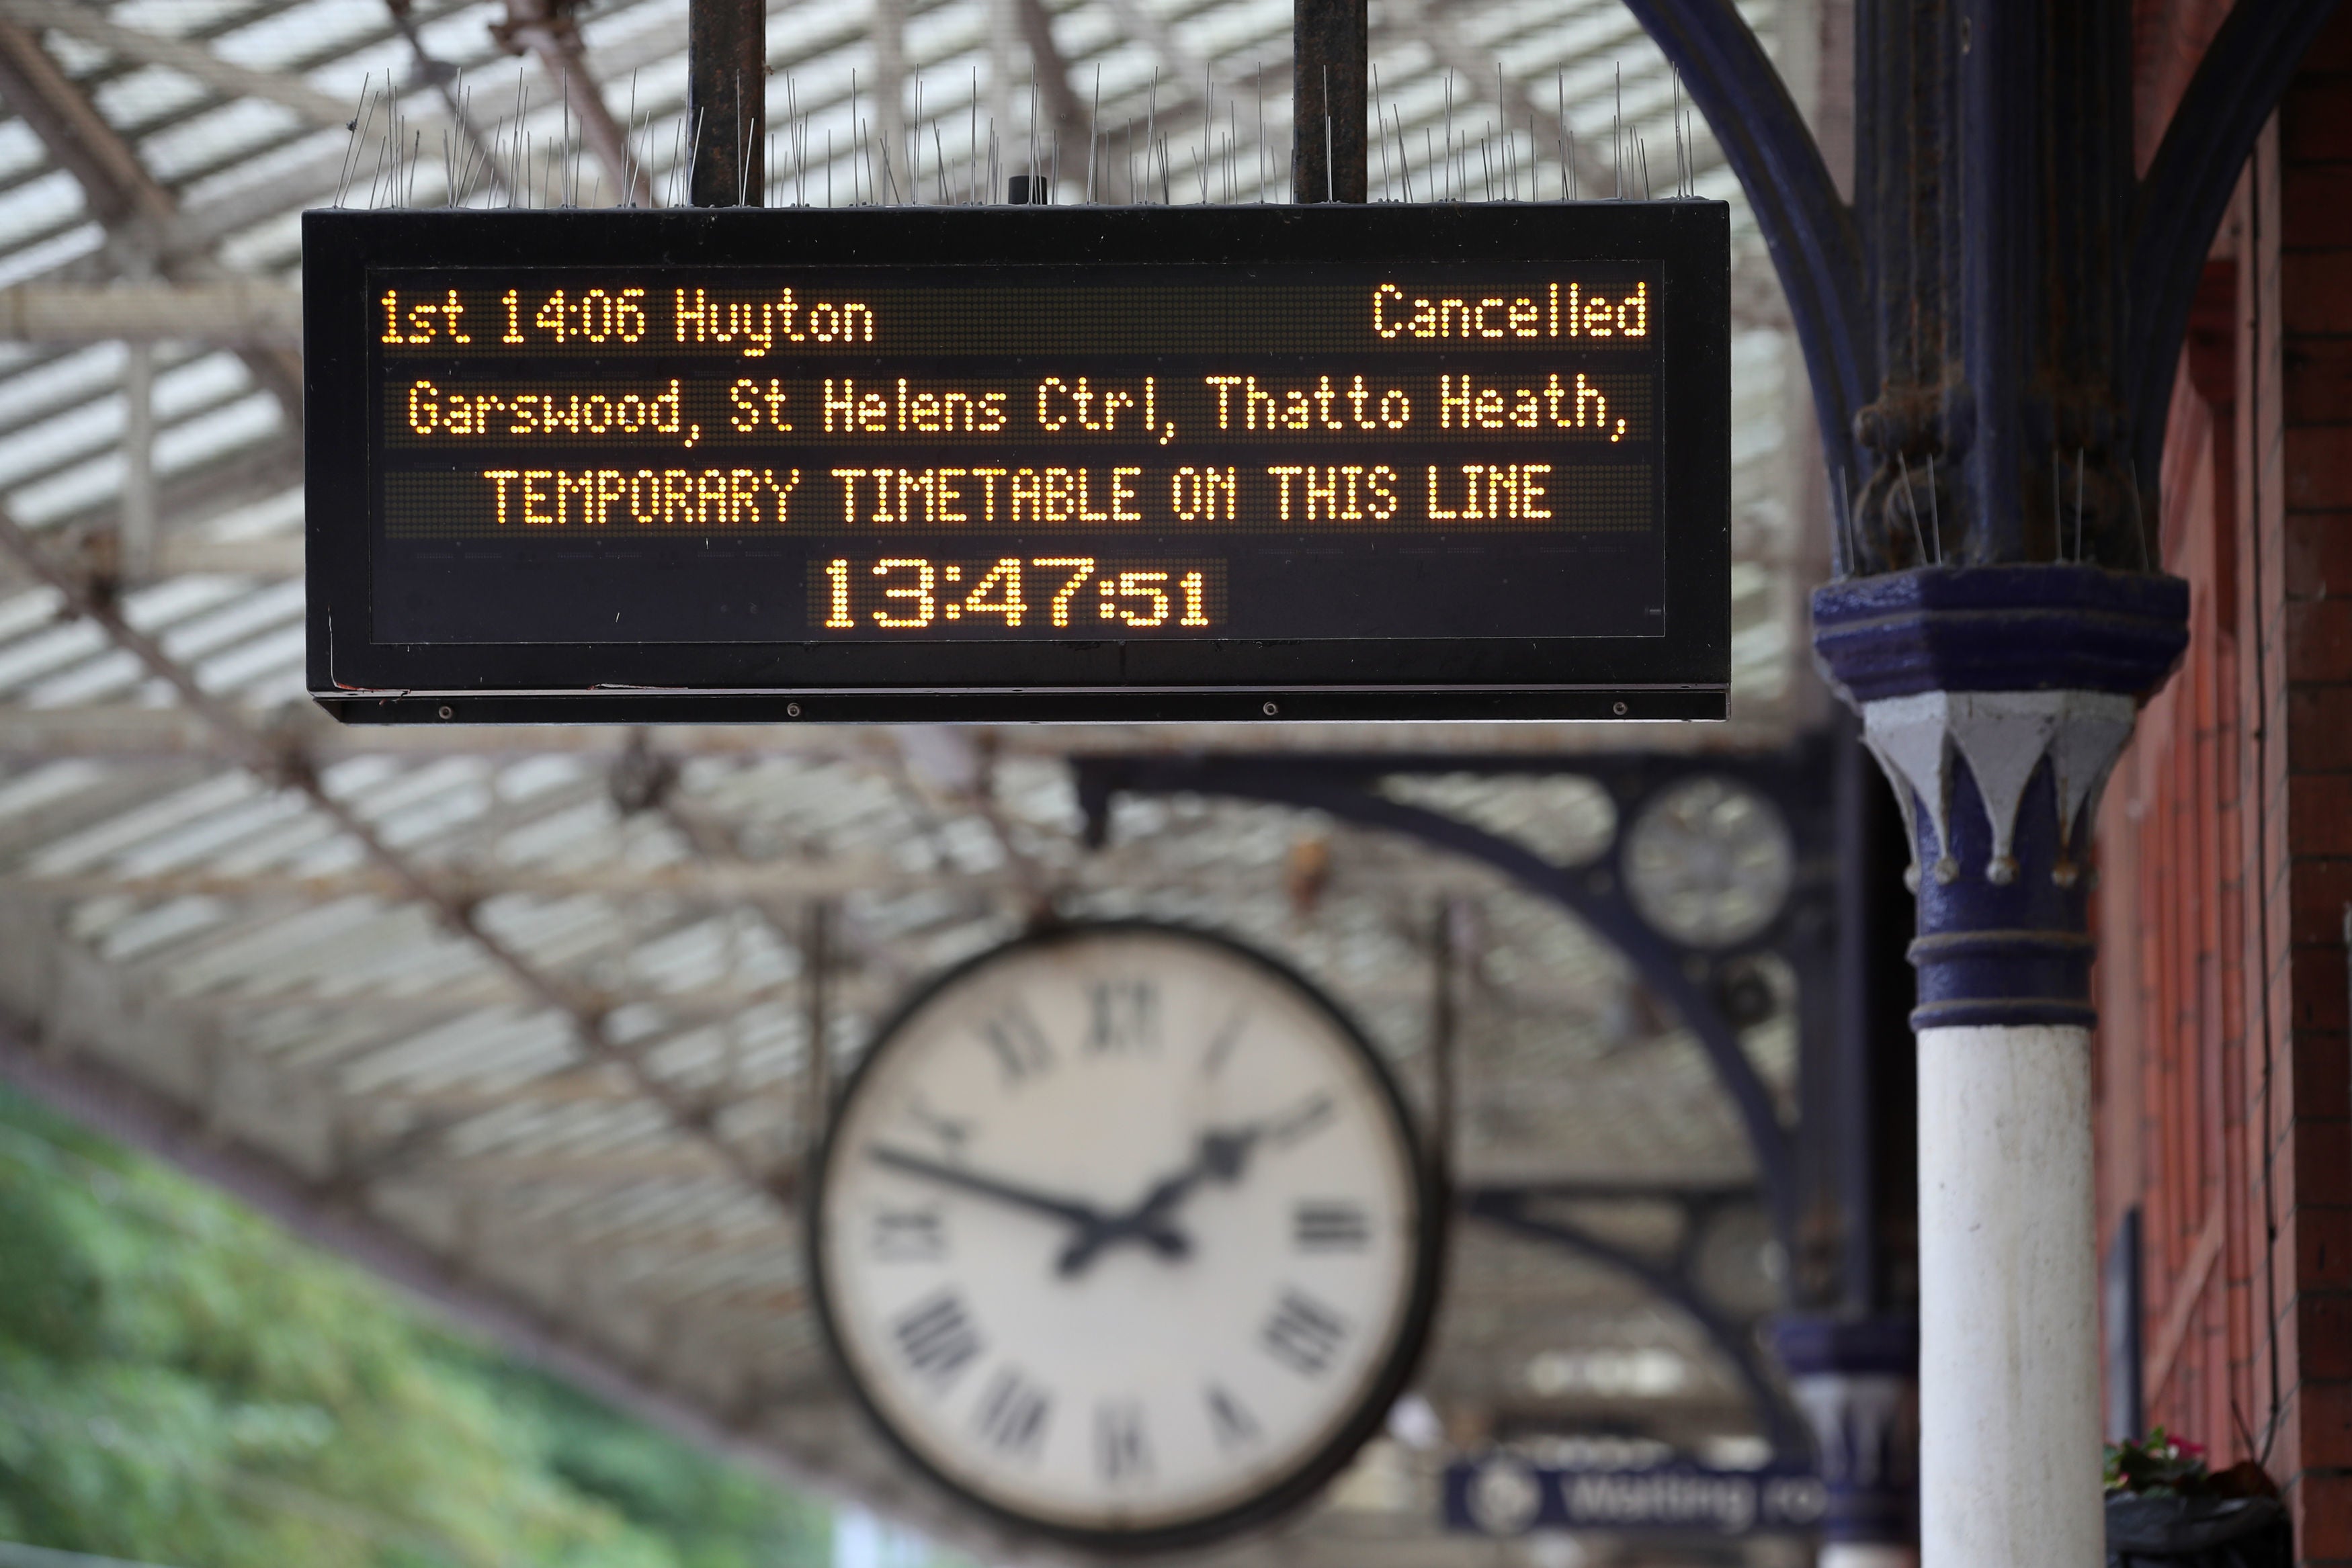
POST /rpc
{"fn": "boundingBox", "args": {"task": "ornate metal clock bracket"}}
[1073,750,1838,1469]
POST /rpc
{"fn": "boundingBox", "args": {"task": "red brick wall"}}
[2095,13,2352,1560]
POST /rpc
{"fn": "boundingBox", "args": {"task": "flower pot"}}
[2107,1495,2290,1568]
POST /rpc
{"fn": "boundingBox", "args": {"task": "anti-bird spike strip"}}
[329,52,1722,216]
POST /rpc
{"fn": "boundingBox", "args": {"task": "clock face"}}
[1620,775,1796,949]
[809,923,1440,1549]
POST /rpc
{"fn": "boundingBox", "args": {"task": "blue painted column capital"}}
[1812,566,2188,1030]
[1772,1316,1919,1550]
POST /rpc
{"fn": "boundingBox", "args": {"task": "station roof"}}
[0,1,1822,1562]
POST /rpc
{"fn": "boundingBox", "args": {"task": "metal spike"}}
[1442,72,1454,202]
[2076,447,2088,563]
[1927,451,1943,562]
[2054,460,2066,561]
[1615,64,1626,198]
[691,106,706,206]
[1228,101,1238,202]
[1322,66,1333,204]
[1200,64,1212,204]
[1839,466,1857,574]
[1898,451,1927,564]
[1556,67,1568,201]
[335,76,371,207]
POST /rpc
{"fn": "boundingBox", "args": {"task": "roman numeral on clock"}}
[1294,1200,1371,1252]
[1204,1382,1261,1449]
[1261,1289,1349,1376]
[975,1002,1054,1085]
[1085,978,1159,1053]
[870,1208,946,1262]
[972,1367,1052,1460]
[1095,1398,1152,1483]
[892,1289,983,1389]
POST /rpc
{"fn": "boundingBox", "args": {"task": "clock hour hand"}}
[1056,1128,1255,1276]
[867,1145,1190,1258]
[1056,1093,1337,1276]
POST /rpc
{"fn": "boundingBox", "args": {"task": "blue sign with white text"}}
[1443,1455,1826,1536]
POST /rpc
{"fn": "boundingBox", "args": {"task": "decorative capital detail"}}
[1770,1317,1917,1546]
[1811,564,2189,705]
[1812,564,2187,1031]
[1861,690,2136,890]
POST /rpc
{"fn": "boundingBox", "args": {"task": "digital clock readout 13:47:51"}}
[821,556,1224,631]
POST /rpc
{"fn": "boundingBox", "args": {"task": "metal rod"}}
[120,339,155,581]
[687,0,761,206]
[1291,0,1364,202]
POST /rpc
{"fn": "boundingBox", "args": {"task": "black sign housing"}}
[305,202,1729,723]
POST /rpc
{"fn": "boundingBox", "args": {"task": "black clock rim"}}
[803,916,1450,1556]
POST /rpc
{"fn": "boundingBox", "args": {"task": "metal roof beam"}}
[0,705,1791,761]
[0,503,803,1211]
[0,0,356,130]
[0,19,175,240]
[0,21,303,421]
[6,851,1531,912]
[1390,0,1626,196]
[0,281,302,348]
[494,1,654,206]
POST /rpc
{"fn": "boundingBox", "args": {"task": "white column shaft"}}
[1823,1546,1921,1568]
[1918,1022,2102,1567]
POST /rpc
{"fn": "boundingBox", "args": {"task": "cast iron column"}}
[1812,9,2183,1559]
[1771,724,1922,1568]
[1617,0,2339,1561]
[1291,0,1365,202]
[688,0,764,206]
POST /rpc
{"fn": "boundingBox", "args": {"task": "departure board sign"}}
[305,204,1728,722]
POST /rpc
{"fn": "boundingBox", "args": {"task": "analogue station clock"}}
[808,923,1443,1550]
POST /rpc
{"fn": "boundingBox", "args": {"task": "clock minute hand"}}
[868,1145,1191,1257]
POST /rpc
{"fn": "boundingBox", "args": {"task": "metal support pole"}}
[872,0,907,204]
[120,339,155,582]
[1835,715,1917,1318]
[1773,721,1921,1566]
[1290,0,1364,202]
[687,0,763,207]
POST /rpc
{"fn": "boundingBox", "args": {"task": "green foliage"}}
[2104,1426,2210,1497]
[0,1087,829,1568]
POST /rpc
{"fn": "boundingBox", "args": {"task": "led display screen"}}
[306,204,1728,722]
